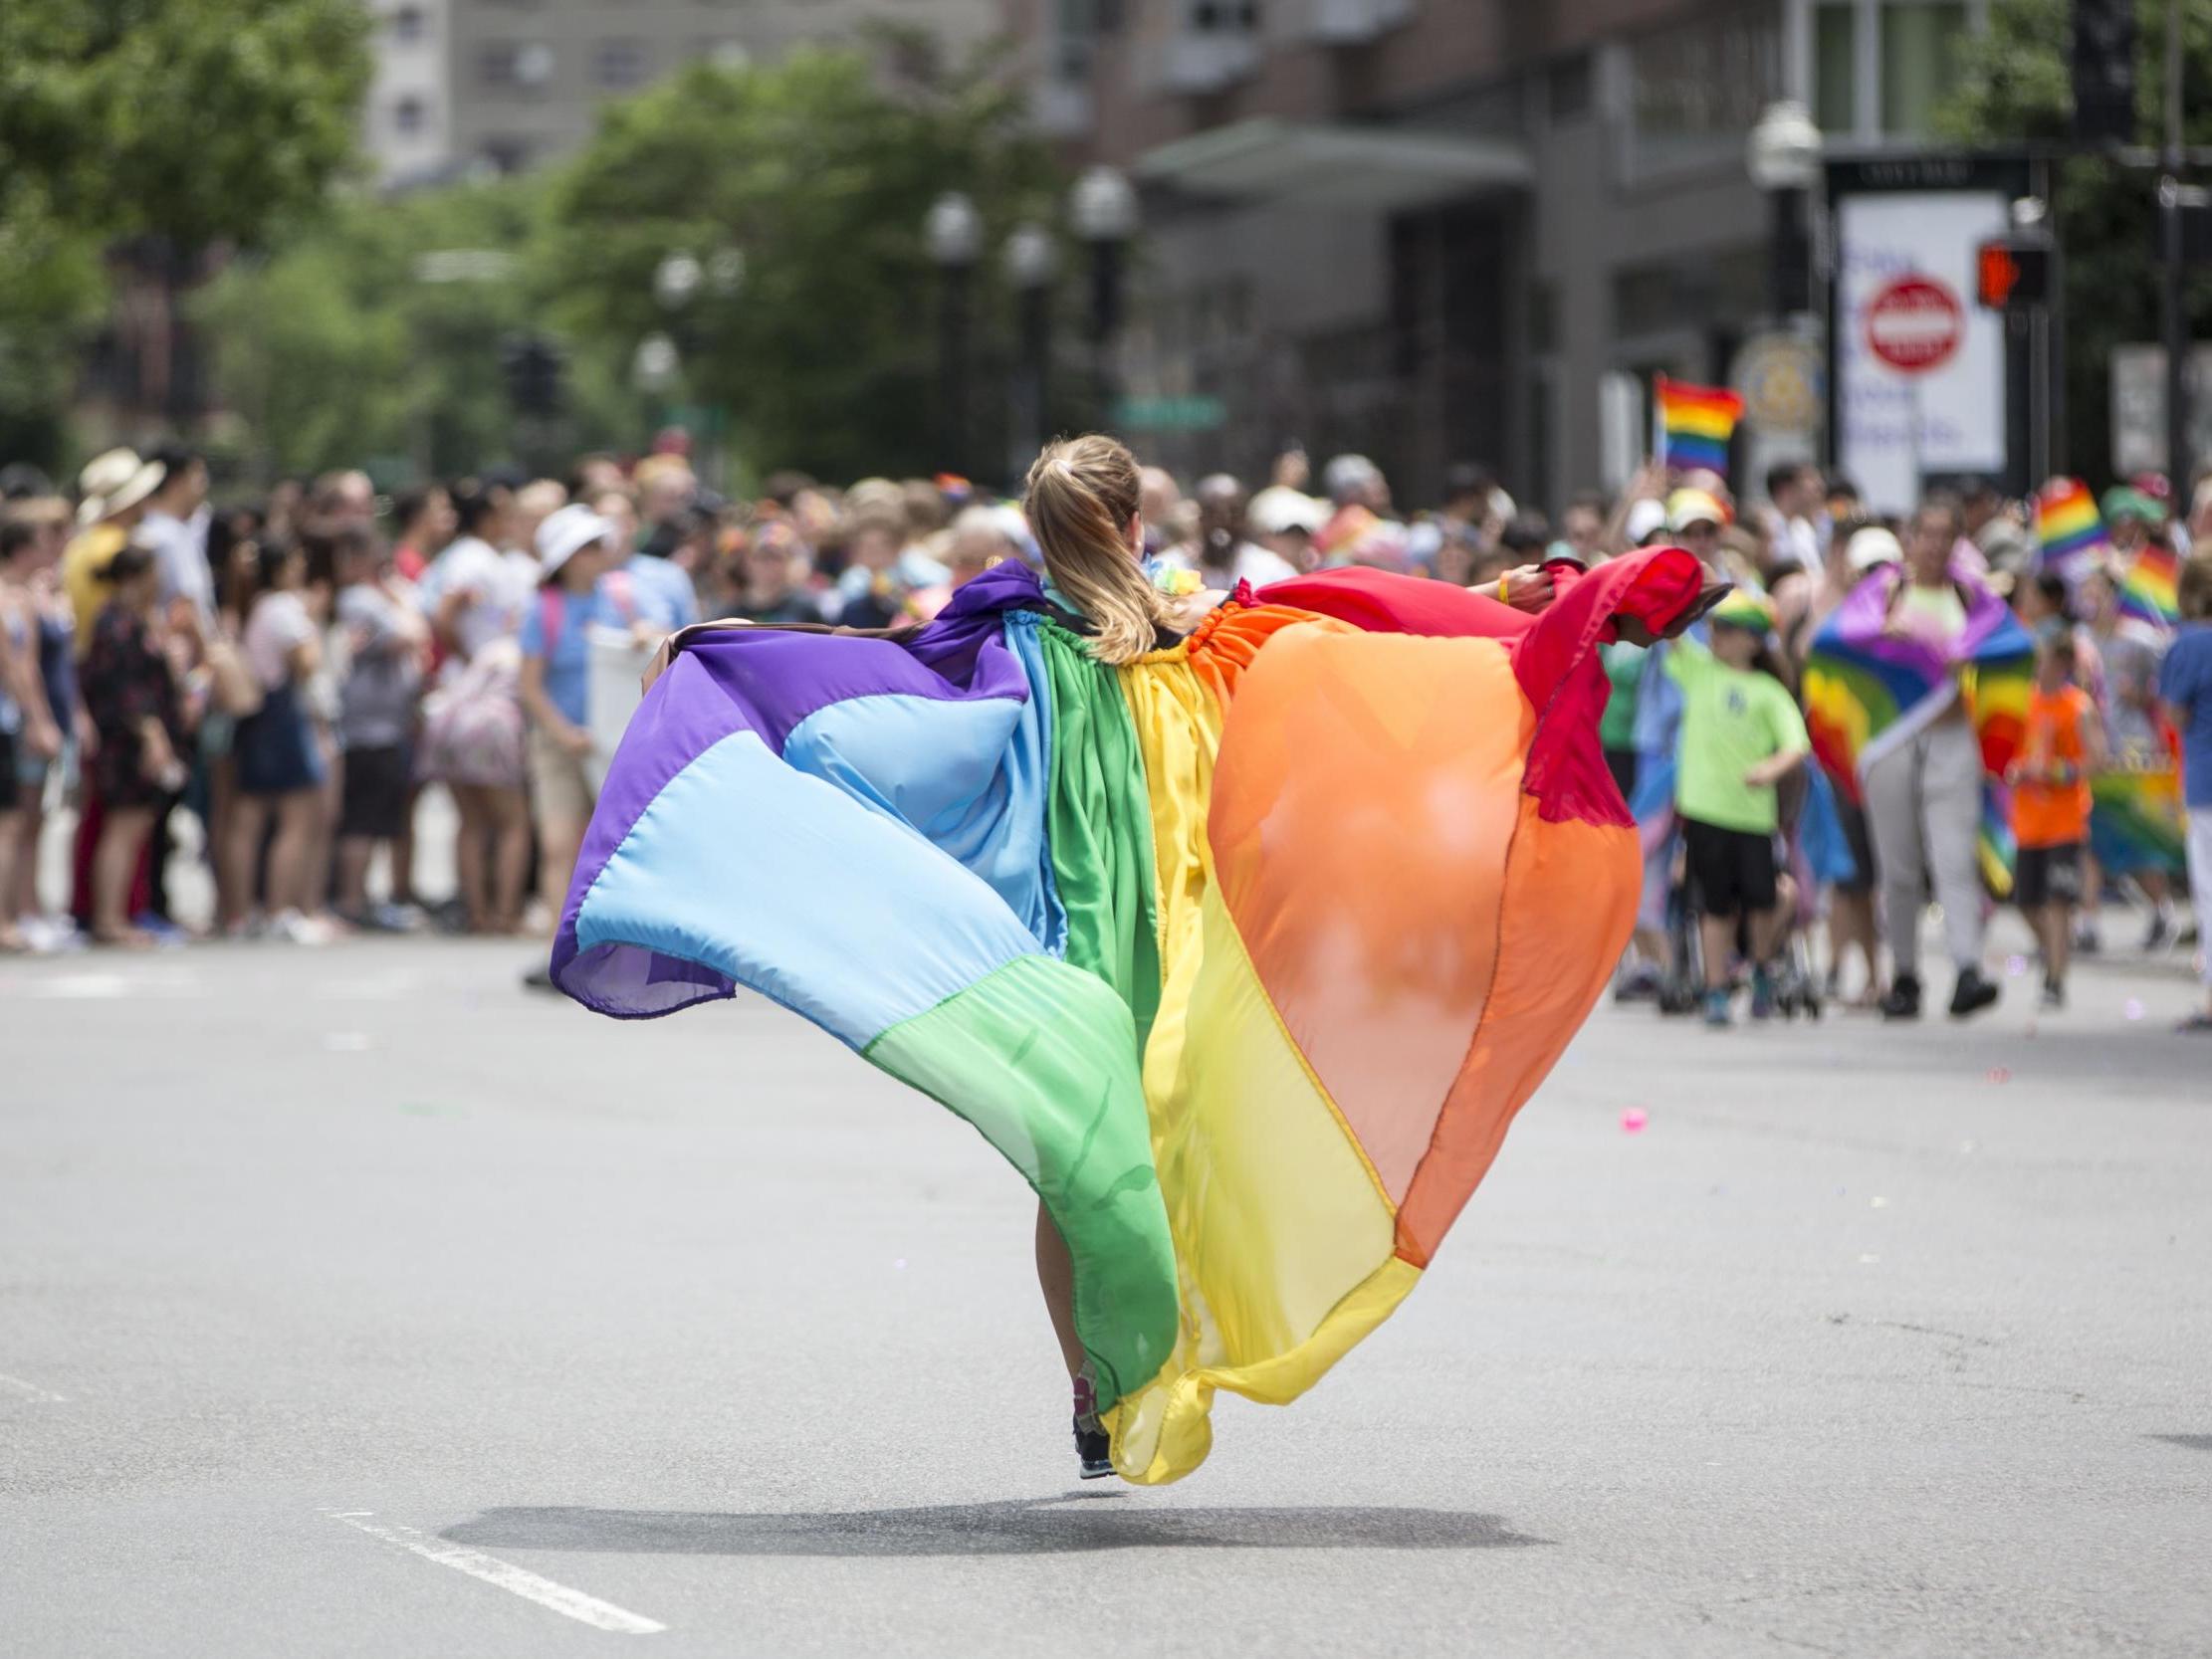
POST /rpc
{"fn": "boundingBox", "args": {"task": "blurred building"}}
[1009,0,1982,509]
[360,0,1002,185]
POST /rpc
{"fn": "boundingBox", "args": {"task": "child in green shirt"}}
[1666,592,1810,1026]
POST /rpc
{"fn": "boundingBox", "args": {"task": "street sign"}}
[1732,331,1824,434]
[1113,395,1226,432]
[1864,276,1964,374]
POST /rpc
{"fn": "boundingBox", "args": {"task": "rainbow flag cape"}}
[2117,543,2181,629]
[2090,763,2188,873]
[1655,375,1743,474]
[553,549,1709,1484]
[1803,565,2034,803]
[2032,478,2108,581]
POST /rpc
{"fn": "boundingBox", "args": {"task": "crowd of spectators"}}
[0,435,2206,1029]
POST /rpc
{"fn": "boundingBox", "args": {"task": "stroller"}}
[1651,768,1827,1021]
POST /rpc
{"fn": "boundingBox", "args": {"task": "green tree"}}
[0,0,370,460]
[1936,0,2212,484]
[194,179,638,481]
[544,48,1068,484]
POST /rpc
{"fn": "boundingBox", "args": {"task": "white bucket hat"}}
[535,503,614,581]
[75,448,146,527]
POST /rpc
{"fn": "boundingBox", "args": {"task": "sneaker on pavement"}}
[2039,978,2065,1010]
[2141,911,2173,952]
[1749,965,1777,1021]
[1073,1414,1114,1480]
[271,909,334,946]
[1880,973,1923,1021]
[1948,967,2000,1019]
[1702,988,1733,1028]
[2073,922,2101,954]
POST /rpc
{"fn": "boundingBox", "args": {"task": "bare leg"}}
[487,785,531,933]
[335,836,373,915]
[451,784,489,933]
[12,793,43,921]
[93,807,154,942]
[392,784,420,907]
[1698,913,1736,991]
[2036,903,2072,989]
[1034,1200,1086,1380]
[266,789,318,916]
[221,793,269,931]
[0,809,22,948]
[536,812,584,931]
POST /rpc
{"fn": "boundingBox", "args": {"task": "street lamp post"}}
[926,192,983,476]
[1747,101,1821,325]
[1003,224,1058,484]
[1069,165,1138,431]
[653,247,742,486]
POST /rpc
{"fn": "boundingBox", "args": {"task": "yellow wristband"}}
[1498,575,1513,605]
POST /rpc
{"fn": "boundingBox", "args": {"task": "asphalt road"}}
[4,926,2207,1658]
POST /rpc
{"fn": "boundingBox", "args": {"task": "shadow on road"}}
[2148,1433,2212,1452]
[443,1496,1546,1556]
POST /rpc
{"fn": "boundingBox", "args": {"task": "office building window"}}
[1880,2,1968,135]
[1625,4,1781,179]
[392,95,426,134]
[1814,0,1974,139]
[1546,52,1592,123]
[388,4,426,43]
[478,41,553,91]
[595,38,649,88]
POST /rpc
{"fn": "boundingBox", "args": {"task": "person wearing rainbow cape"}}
[551,436,1719,1484]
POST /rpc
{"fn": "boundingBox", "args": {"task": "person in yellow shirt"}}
[61,451,163,655]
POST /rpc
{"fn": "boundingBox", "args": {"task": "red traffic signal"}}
[1976,238,2053,311]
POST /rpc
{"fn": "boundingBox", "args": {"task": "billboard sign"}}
[1828,156,2030,518]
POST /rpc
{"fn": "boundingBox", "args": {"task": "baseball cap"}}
[1625,499,1669,545]
[1666,488,1725,532]
[1707,590,1776,635]
[1846,525,1903,572]
[2101,485,2160,524]
[535,504,614,581]
[1247,485,1325,537]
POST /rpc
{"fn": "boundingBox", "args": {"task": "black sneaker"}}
[1073,1414,1113,1480]
[1948,967,2000,1019]
[1880,973,1922,1021]
[2039,977,2065,1010]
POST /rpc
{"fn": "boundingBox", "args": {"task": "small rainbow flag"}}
[2116,542,2181,628]
[1655,376,1743,475]
[2089,765,2188,872]
[2031,478,2108,579]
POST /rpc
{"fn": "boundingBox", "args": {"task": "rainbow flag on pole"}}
[2116,542,2181,629]
[1655,376,1743,474]
[2031,478,2109,580]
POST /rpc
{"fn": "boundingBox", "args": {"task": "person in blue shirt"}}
[519,505,618,931]
[2157,557,2212,1032]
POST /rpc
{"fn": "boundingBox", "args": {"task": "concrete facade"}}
[361,0,454,185]
[1014,0,1980,510]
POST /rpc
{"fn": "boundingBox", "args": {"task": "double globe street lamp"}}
[923,164,1139,480]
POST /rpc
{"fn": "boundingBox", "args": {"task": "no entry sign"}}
[1864,276,1964,374]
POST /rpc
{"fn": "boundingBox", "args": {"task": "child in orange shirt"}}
[2008,630,2105,1008]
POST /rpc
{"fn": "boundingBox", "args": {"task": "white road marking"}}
[324,1511,666,1634]
[0,1371,67,1402]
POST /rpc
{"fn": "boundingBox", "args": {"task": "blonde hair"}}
[1023,435,1173,665]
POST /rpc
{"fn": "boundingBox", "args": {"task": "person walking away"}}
[80,546,183,946]
[332,526,427,930]
[1667,593,1810,1025]
[224,541,332,943]
[1865,501,2003,1021]
[2008,631,2103,1008]
[517,506,618,933]
[2157,559,2212,1032]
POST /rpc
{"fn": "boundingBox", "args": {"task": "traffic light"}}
[499,332,566,417]
[1976,238,2055,311]
[2072,0,2135,147]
